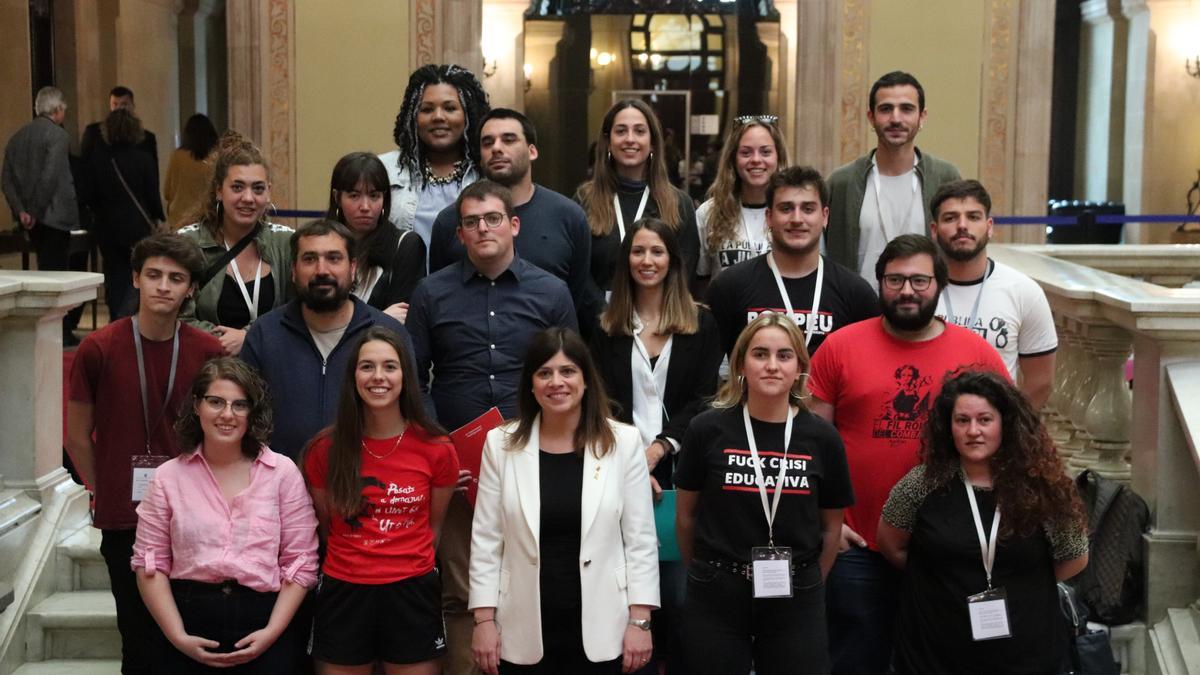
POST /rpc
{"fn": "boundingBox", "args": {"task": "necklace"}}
[362,425,407,460]
[422,159,466,186]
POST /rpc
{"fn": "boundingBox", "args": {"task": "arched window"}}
[629,13,723,92]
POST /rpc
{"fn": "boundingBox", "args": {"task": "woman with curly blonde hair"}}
[878,369,1088,675]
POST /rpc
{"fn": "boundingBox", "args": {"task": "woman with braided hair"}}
[379,64,490,261]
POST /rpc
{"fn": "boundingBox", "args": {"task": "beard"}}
[483,156,529,187]
[880,292,938,332]
[298,275,352,313]
[936,233,988,262]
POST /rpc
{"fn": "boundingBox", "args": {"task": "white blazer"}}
[468,417,660,665]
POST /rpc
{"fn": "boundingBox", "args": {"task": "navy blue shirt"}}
[407,256,577,430]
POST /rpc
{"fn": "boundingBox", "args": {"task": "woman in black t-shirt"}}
[674,313,853,675]
[877,370,1088,675]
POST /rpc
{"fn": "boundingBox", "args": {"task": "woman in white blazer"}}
[469,327,660,674]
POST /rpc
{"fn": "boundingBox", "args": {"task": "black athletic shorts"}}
[309,569,447,665]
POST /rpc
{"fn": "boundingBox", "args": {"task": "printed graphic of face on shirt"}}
[871,364,933,441]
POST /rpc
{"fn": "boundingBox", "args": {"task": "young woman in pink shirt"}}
[132,357,319,672]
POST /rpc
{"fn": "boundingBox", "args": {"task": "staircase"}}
[11,526,119,674]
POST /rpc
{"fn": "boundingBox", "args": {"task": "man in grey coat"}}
[3,86,81,341]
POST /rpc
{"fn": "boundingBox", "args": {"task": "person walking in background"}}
[86,107,166,320]
[2,86,80,344]
[165,113,219,229]
[326,152,425,324]
[178,132,293,356]
[470,327,659,674]
[380,64,489,260]
[133,358,318,673]
[877,370,1088,674]
[304,327,458,674]
[82,85,159,184]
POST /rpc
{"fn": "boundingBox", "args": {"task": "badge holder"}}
[967,586,1012,641]
[751,546,793,598]
[131,453,170,502]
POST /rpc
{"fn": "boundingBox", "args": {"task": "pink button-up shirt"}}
[131,446,319,593]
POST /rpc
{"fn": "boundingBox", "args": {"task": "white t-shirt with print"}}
[696,200,770,278]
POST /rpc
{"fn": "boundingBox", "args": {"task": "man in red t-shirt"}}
[807,233,1008,675]
[66,233,221,675]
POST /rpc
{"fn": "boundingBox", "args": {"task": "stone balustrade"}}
[991,245,1200,672]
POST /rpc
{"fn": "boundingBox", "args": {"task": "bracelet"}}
[473,618,495,626]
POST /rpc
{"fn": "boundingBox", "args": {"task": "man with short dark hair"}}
[707,165,878,357]
[81,85,159,182]
[427,108,591,324]
[407,179,576,675]
[826,71,961,289]
[241,219,413,460]
[931,179,1057,407]
[2,86,81,343]
[807,233,1008,674]
[67,232,223,675]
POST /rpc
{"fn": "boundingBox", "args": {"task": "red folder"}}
[449,407,504,506]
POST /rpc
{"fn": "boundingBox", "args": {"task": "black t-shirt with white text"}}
[674,406,854,565]
[706,254,879,356]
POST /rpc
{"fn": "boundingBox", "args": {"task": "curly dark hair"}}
[391,64,489,185]
[175,358,273,458]
[101,108,145,147]
[921,369,1085,540]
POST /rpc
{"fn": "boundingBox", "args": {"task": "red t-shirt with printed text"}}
[304,426,459,584]
[807,317,1009,551]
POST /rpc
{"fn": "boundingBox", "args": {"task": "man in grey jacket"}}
[826,71,961,290]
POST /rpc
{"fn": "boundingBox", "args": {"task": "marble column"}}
[1075,0,1127,202]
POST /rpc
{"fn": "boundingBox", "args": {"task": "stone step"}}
[11,660,121,675]
[25,591,119,661]
[55,526,107,591]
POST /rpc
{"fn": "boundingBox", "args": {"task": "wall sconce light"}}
[483,57,498,78]
[596,51,614,68]
[1188,56,1200,78]
[523,63,533,92]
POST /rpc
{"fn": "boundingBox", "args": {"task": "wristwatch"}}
[629,618,652,631]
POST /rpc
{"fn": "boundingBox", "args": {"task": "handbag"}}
[110,157,161,233]
[1057,581,1120,675]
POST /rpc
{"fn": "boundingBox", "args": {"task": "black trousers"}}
[30,224,84,331]
[100,529,161,675]
[682,559,830,675]
[155,579,296,674]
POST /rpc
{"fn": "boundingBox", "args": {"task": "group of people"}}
[44,62,1088,675]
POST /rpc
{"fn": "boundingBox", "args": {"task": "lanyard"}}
[132,316,181,455]
[765,253,824,348]
[614,187,650,243]
[742,405,795,547]
[869,155,920,241]
[223,237,262,321]
[942,259,991,330]
[963,475,1001,589]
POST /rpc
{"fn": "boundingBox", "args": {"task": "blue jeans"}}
[825,547,900,675]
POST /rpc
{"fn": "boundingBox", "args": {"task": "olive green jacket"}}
[177,221,296,332]
[825,147,961,272]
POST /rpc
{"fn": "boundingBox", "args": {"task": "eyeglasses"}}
[460,212,508,230]
[734,114,779,126]
[201,395,252,417]
[881,274,934,292]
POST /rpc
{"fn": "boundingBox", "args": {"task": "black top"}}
[362,226,426,310]
[706,253,880,357]
[539,450,584,612]
[84,141,165,250]
[674,406,854,565]
[216,272,276,329]
[585,179,700,295]
[589,307,722,488]
[407,257,578,430]
[428,184,592,317]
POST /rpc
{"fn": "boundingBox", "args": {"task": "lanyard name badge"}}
[607,188,651,304]
[941,259,990,333]
[224,238,262,322]
[743,405,795,598]
[130,316,180,502]
[765,252,823,348]
[964,476,1012,640]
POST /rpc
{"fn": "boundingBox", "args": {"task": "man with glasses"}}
[806,234,1007,674]
[825,71,961,290]
[67,233,223,675]
[406,179,576,674]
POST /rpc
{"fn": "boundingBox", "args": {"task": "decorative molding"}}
[837,0,868,165]
[794,0,839,173]
[978,0,1020,220]
[412,0,437,67]
[264,0,294,209]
